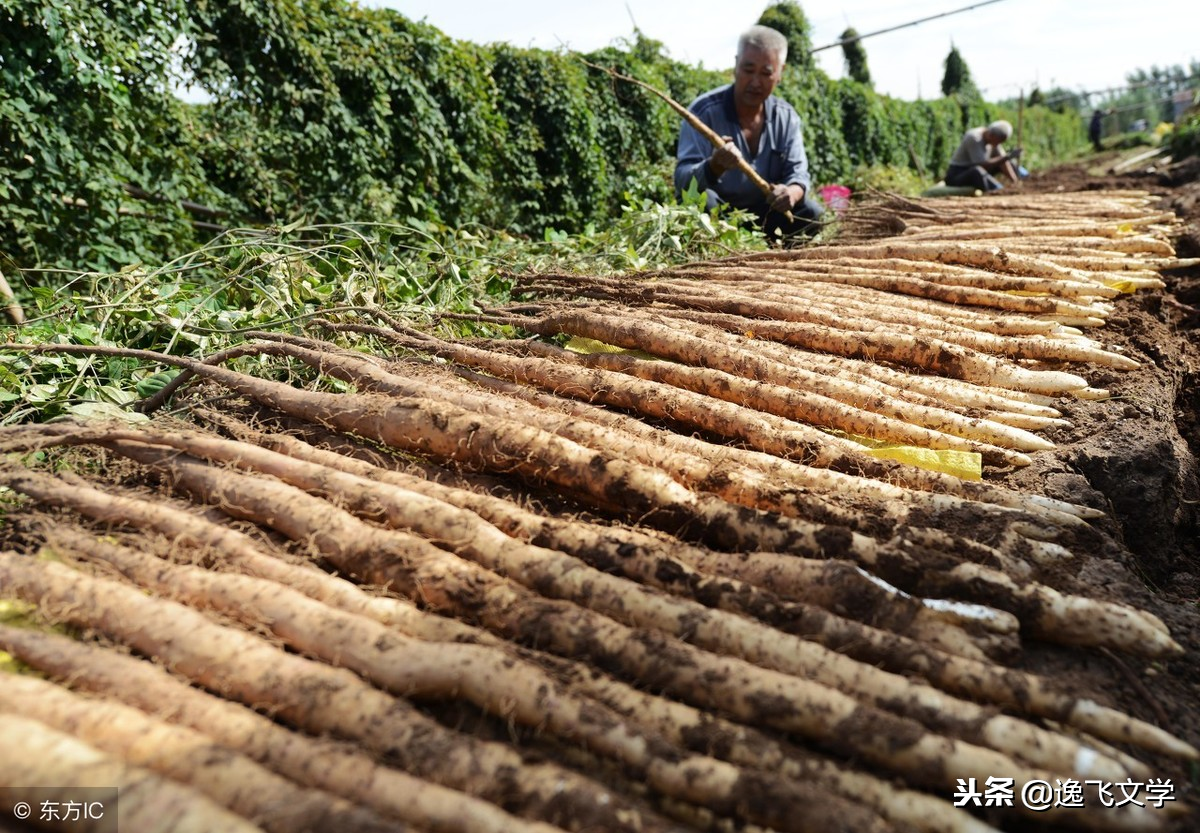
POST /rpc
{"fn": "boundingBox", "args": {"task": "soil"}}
[990,151,1200,827]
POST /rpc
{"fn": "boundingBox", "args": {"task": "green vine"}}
[2,0,1085,280]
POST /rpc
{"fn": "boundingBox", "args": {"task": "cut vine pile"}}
[1,187,1198,833]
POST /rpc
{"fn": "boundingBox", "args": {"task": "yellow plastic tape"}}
[1101,278,1138,294]
[0,600,39,675]
[835,432,983,480]
[863,444,983,481]
[0,599,35,626]
[564,336,659,361]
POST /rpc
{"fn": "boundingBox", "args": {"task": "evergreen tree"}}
[1039,87,1080,115]
[1027,87,1045,107]
[840,27,871,85]
[941,45,973,97]
[756,1,814,72]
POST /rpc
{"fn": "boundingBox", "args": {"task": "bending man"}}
[944,120,1020,193]
[674,25,823,240]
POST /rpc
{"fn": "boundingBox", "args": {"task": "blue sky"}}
[378,0,1198,103]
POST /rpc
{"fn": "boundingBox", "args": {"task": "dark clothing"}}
[674,84,823,238]
[945,126,1007,191]
[1089,112,1103,151]
[945,163,1004,192]
[748,199,825,241]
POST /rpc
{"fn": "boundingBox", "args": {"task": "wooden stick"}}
[0,267,24,325]
[583,60,795,223]
[1017,90,1025,150]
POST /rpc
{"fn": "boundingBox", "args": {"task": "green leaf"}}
[64,402,149,423]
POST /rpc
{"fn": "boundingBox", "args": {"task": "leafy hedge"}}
[1,0,1084,276]
[0,0,214,271]
[1169,112,1200,159]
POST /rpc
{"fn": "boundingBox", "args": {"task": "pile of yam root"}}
[1,190,1196,833]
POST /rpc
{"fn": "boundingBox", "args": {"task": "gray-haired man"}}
[944,120,1021,192]
[674,25,824,240]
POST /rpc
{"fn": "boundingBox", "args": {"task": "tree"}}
[1038,87,1084,115]
[1027,88,1045,107]
[940,46,974,97]
[840,28,872,86]
[756,1,814,73]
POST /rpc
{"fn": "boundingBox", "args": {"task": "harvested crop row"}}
[495,193,1177,513]
[9,340,1178,659]
[1,187,1190,833]
[0,439,1093,773]
[533,264,1116,324]
[0,711,265,833]
[668,279,1080,340]
[652,264,1114,323]
[667,196,1178,312]
[48,528,875,833]
[331,321,1038,465]
[520,285,1077,411]
[134,330,1090,522]
[453,305,1074,443]
[495,333,1069,440]
[0,607,992,833]
[703,240,1138,289]
[0,443,1045,833]
[415,364,1074,572]
[3,342,1069,558]
[844,191,1169,228]
[0,623,563,833]
[0,552,684,833]
[899,227,1175,254]
[0,415,1180,715]
[515,274,1136,371]
[777,283,1084,338]
[661,262,1122,301]
[0,466,1169,831]
[37,431,1179,761]
[201,348,1175,654]
[0,673,402,833]
[0,427,1187,833]
[210,411,1029,638]
[294,322,1105,535]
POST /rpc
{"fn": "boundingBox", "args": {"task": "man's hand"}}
[709,136,742,177]
[769,183,804,214]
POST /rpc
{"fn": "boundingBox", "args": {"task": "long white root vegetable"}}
[0,624,565,833]
[0,712,265,833]
[0,554,676,833]
[0,674,402,833]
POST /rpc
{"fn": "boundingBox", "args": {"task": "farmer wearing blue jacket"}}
[674,25,823,240]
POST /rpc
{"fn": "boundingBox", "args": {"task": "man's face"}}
[733,45,783,111]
